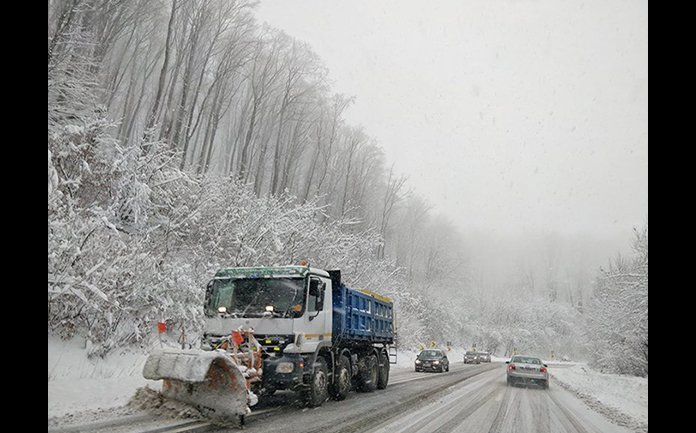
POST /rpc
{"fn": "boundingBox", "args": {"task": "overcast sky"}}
[256,0,648,238]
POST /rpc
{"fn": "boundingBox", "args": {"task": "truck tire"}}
[377,351,389,389]
[358,354,378,392]
[304,357,329,407]
[329,355,351,400]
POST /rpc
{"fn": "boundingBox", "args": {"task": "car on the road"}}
[415,349,450,372]
[506,355,549,389]
[477,351,491,362]
[463,350,480,364]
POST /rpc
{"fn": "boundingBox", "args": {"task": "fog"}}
[48,0,648,365]
[256,0,648,243]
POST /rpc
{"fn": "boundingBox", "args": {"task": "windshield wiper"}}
[237,288,266,317]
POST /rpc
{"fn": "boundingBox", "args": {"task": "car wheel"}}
[507,376,513,387]
[545,379,550,390]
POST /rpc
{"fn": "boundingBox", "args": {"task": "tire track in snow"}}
[366,367,501,433]
[486,385,513,433]
[546,390,592,433]
[304,364,499,433]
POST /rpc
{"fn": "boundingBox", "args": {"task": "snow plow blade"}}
[143,349,248,420]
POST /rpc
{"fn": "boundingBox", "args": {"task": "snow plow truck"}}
[143,265,395,423]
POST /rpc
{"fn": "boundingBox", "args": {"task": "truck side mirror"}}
[316,282,325,310]
[308,279,326,320]
[309,285,324,320]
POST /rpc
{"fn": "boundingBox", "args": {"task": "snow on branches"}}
[585,224,648,376]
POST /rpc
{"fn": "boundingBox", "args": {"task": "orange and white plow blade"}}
[143,349,249,420]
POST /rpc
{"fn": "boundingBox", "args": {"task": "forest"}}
[48,0,647,376]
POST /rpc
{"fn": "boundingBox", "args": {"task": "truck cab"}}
[202,266,333,394]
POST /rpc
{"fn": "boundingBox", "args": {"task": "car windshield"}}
[419,350,441,358]
[511,356,541,365]
[204,277,305,318]
[465,351,476,356]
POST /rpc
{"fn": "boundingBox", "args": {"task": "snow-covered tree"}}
[585,223,648,376]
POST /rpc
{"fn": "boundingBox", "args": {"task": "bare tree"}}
[377,164,408,259]
[144,0,179,137]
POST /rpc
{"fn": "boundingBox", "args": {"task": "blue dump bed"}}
[331,283,394,345]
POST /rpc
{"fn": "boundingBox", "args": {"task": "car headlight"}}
[415,360,422,364]
[276,362,294,373]
[433,360,440,365]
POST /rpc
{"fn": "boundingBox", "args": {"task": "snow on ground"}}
[49,338,438,420]
[550,363,648,433]
[48,334,162,419]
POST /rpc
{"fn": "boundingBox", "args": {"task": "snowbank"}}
[550,363,647,433]
[48,335,162,418]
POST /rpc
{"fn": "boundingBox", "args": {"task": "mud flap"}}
[143,349,249,420]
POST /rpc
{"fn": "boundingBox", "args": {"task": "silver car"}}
[463,350,480,364]
[506,355,549,389]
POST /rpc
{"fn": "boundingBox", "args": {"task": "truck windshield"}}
[204,277,305,318]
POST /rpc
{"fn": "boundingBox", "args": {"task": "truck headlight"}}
[415,360,421,364]
[433,360,440,365]
[276,362,294,373]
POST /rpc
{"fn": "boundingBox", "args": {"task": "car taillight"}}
[508,364,516,370]
[540,367,547,373]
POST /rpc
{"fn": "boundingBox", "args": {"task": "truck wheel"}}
[329,355,351,400]
[377,351,389,389]
[358,354,378,392]
[304,357,329,407]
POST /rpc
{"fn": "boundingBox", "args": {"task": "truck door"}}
[297,276,331,344]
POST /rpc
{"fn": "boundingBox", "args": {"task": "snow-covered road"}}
[205,362,636,433]
[49,362,640,433]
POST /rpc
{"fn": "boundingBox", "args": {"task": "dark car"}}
[463,350,480,364]
[415,349,450,372]
[477,351,491,362]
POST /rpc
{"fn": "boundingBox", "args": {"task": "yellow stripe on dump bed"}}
[358,288,392,304]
